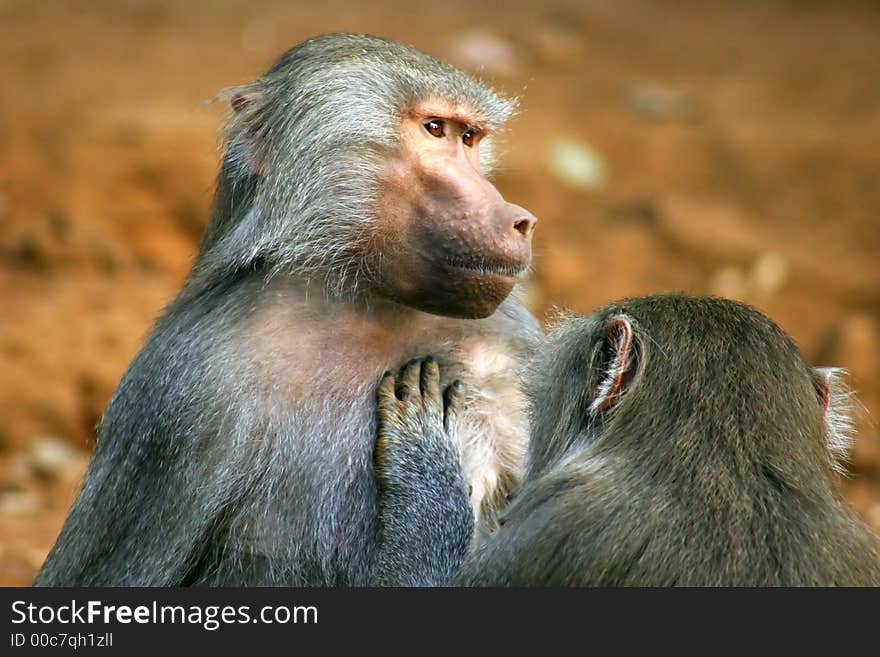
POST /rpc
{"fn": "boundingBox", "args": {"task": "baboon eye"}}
[462,129,476,147]
[425,120,445,138]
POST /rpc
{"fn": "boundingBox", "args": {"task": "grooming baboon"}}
[34,33,541,586]
[376,295,880,586]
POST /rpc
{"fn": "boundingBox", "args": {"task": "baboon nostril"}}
[513,216,535,238]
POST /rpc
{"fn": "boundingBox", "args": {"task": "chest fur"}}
[450,338,530,543]
[241,293,532,542]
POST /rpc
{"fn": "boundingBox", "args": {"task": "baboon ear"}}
[812,367,854,472]
[230,90,261,113]
[812,367,845,420]
[230,91,267,176]
[590,315,639,414]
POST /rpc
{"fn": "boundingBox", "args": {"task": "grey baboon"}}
[34,33,541,586]
[376,295,880,586]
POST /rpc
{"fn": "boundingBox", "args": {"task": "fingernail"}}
[453,380,463,389]
[383,370,392,378]
[425,355,436,364]
[408,358,419,365]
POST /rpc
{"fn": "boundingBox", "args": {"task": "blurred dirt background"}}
[1,0,879,585]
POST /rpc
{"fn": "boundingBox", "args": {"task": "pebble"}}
[0,490,40,514]
[447,31,521,77]
[27,436,78,481]
[750,252,788,295]
[545,138,608,190]
[710,266,747,300]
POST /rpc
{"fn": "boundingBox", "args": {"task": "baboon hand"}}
[374,357,465,489]
[373,357,473,585]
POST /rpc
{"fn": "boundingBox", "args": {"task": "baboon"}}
[34,33,542,586]
[376,295,880,586]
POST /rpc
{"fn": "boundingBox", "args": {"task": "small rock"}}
[545,138,608,190]
[710,266,747,300]
[27,436,78,481]
[0,489,40,514]
[750,252,788,296]
[447,31,520,77]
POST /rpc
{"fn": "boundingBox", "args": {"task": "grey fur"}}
[33,34,539,587]
[377,294,880,586]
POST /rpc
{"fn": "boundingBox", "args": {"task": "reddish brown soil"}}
[1,0,879,585]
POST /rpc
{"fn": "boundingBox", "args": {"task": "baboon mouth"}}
[446,256,529,278]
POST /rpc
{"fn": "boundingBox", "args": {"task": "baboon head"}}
[196,33,535,318]
[525,295,852,485]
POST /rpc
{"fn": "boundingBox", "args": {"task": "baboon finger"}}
[421,356,442,411]
[397,358,422,400]
[444,379,466,432]
[377,371,399,417]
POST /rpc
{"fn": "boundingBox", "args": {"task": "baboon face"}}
[374,99,536,319]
